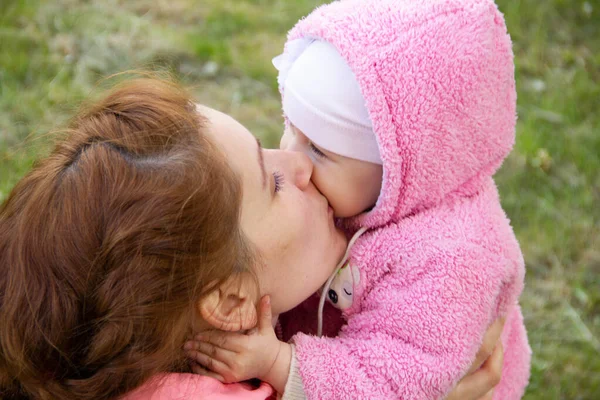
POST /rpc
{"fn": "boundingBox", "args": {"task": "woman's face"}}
[200,106,347,316]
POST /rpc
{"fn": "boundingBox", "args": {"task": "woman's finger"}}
[448,343,504,400]
[468,317,505,374]
[480,342,504,386]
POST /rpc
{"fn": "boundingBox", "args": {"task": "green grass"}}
[1,0,599,398]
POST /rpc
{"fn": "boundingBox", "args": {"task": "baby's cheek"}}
[330,188,359,218]
[312,167,342,204]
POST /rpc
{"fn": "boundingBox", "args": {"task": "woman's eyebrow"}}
[255,137,267,189]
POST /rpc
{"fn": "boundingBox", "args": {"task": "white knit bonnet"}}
[274,39,382,165]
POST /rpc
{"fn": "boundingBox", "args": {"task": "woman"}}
[0,77,502,400]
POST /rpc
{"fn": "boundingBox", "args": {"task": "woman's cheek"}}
[282,195,311,250]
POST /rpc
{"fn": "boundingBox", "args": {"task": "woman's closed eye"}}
[308,142,327,159]
[273,171,285,193]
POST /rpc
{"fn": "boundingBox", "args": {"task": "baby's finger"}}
[190,362,225,382]
[187,350,232,378]
[184,339,231,354]
[258,295,273,333]
[185,342,237,366]
[192,331,248,352]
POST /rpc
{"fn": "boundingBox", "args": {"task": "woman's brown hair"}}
[0,76,255,399]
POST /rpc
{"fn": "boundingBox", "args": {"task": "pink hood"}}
[279,0,516,228]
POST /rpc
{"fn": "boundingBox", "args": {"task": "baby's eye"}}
[309,142,327,158]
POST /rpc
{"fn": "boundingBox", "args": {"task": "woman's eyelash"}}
[309,142,326,158]
[273,171,285,193]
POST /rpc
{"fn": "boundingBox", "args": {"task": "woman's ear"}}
[197,274,258,332]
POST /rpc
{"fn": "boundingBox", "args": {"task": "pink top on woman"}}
[122,374,274,400]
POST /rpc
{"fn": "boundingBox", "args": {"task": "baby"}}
[189,0,531,399]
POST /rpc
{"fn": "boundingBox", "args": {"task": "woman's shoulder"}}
[122,373,275,400]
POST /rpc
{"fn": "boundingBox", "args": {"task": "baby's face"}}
[280,124,382,218]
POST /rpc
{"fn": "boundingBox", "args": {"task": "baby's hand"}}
[184,296,291,392]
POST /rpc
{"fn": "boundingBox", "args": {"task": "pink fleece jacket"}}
[278,0,531,399]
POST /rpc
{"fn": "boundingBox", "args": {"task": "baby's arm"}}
[289,243,515,399]
[187,244,515,399]
[185,296,293,394]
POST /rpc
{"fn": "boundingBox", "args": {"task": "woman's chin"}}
[333,226,348,252]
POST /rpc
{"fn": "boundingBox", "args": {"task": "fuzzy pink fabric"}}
[121,373,274,400]
[278,0,531,398]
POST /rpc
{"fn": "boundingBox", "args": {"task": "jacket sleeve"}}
[291,243,517,400]
[280,345,307,400]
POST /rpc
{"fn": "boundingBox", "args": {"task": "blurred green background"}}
[0,0,598,398]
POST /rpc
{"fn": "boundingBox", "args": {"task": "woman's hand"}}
[184,296,292,394]
[446,317,505,400]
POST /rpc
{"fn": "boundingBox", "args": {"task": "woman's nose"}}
[279,130,292,150]
[280,129,299,152]
[285,150,313,190]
